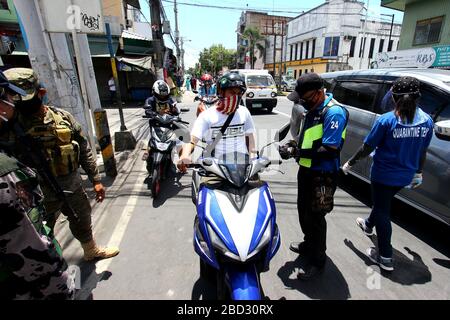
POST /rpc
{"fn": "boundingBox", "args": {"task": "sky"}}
[139,0,404,69]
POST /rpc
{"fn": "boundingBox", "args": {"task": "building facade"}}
[237,11,291,69]
[273,0,401,78]
[382,0,450,50]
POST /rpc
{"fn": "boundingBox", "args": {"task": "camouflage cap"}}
[3,68,40,101]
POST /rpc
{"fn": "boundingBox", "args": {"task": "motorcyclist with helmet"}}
[143,80,185,176]
[196,74,217,116]
[144,80,179,116]
[177,72,257,174]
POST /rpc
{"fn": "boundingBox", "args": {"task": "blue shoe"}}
[366,248,394,272]
[356,217,374,236]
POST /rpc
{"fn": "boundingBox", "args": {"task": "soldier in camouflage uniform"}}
[3,68,119,261]
[0,70,72,299]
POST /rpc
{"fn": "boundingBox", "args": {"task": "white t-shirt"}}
[191,106,255,159]
[108,79,116,91]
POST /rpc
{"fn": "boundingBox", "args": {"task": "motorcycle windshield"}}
[218,152,251,187]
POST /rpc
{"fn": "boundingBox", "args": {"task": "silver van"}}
[321,68,450,226]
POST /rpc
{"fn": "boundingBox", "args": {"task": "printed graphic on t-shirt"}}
[211,124,245,140]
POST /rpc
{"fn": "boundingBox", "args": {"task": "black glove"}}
[278,141,297,160]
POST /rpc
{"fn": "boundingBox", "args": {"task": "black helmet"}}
[216,73,246,96]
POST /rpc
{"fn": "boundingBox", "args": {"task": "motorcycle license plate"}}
[252,103,262,108]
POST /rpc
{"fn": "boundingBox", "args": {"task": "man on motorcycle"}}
[144,80,179,116]
[198,74,217,98]
[144,80,183,176]
[196,74,218,116]
[177,73,257,174]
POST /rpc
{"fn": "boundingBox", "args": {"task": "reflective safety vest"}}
[24,108,80,177]
[298,99,349,168]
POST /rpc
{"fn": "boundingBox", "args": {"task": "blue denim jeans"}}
[366,181,403,259]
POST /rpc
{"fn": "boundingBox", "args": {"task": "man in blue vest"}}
[279,73,349,280]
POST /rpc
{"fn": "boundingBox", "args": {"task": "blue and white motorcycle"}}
[190,125,289,300]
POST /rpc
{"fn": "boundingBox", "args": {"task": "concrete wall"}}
[398,0,450,49]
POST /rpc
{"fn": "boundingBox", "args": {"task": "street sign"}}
[39,0,105,34]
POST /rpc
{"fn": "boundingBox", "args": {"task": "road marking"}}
[167,289,175,297]
[273,110,291,118]
[94,157,147,274]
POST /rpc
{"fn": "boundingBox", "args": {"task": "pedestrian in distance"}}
[3,68,120,262]
[342,76,434,272]
[279,73,349,280]
[108,75,116,105]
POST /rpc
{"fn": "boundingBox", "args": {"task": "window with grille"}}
[413,16,444,45]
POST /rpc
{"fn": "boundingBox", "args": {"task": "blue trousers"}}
[366,181,403,258]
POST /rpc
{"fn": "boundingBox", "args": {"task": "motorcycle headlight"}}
[271,92,277,98]
[207,224,239,260]
[247,92,255,98]
[247,221,272,259]
[156,141,170,151]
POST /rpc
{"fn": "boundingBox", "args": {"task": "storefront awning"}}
[118,56,153,70]
[121,30,158,55]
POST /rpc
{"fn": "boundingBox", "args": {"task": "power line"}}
[161,0,369,16]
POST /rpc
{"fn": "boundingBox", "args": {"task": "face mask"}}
[301,91,323,110]
[15,94,43,115]
[217,95,241,115]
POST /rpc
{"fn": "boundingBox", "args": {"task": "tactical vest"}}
[298,99,349,168]
[24,108,80,177]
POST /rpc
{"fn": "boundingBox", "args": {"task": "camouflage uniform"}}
[0,152,72,300]
[3,67,119,261]
[14,106,100,243]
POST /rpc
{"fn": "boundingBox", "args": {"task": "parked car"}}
[230,69,277,113]
[321,68,450,226]
[281,75,296,92]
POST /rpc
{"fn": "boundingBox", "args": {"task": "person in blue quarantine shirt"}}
[342,76,434,272]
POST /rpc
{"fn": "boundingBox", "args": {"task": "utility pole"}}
[359,0,370,70]
[180,37,191,72]
[106,23,136,151]
[174,0,181,67]
[278,21,285,89]
[272,20,277,77]
[388,14,395,48]
[13,0,91,138]
[150,0,165,78]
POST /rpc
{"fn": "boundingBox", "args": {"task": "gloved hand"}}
[407,173,423,189]
[278,141,297,160]
[341,161,352,175]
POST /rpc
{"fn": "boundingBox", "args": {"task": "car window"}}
[323,78,334,92]
[417,87,449,119]
[246,75,275,87]
[332,81,382,112]
[436,104,450,122]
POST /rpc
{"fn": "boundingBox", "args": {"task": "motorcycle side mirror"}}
[193,90,199,94]
[274,122,290,142]
[434,120,450,141]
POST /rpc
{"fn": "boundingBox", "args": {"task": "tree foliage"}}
[197,44,237,75]
[241,27,265,69]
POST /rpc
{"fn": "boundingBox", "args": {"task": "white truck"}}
[229,69,278,113]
